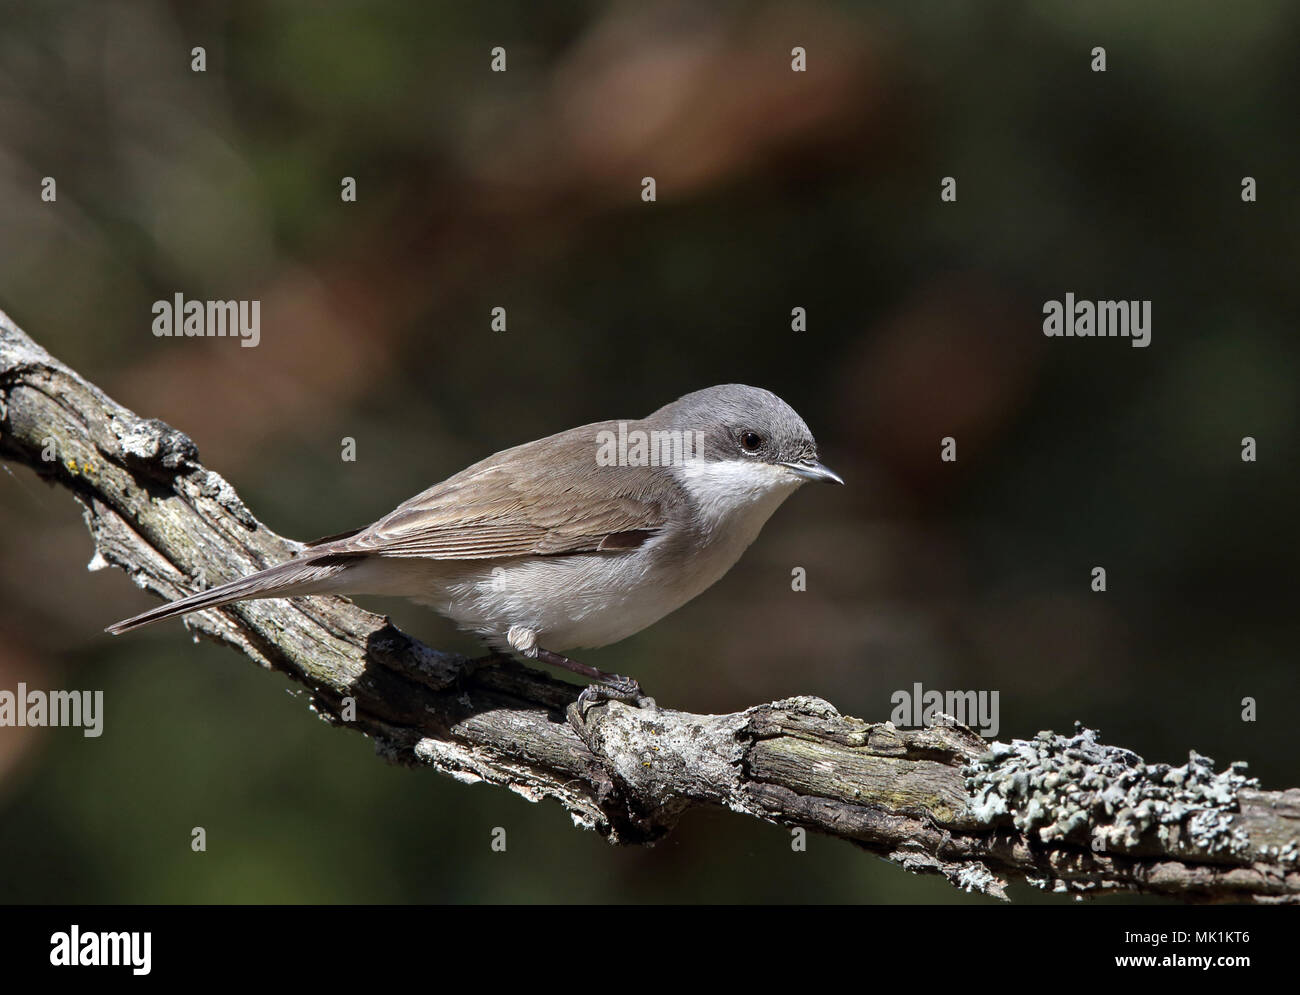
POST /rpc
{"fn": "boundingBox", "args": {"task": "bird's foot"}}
[577,675,655,716]
[567,675,656,758]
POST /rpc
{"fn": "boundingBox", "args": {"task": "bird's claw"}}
[577,675,655,716]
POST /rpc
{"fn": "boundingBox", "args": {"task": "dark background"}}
[0,1,1296,903]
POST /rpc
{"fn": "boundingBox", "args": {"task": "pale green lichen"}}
[964,723,1259,859]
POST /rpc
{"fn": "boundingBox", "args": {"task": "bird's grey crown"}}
[651,384,820,466]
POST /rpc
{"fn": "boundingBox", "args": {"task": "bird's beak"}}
[781,459,844,485]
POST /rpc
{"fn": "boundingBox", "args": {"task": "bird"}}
[107,384,842,706]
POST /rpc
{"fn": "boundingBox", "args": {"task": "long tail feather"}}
[105,556,354,634]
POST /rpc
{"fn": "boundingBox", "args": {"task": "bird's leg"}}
[533,648,650,711]
[506,625,653,711]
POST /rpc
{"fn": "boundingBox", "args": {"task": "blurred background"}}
[0,0,1297,903]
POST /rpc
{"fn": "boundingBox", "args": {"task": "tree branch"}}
[2,308,1297,903]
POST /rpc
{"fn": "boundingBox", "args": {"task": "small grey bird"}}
[107,384,842,705]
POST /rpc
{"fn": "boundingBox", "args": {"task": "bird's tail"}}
[105,554,355,635]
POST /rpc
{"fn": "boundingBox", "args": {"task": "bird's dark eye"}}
[740,431,763,453]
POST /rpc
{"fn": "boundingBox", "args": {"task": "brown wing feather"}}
[319,420,674,561]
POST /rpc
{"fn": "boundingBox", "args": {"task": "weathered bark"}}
[2,308,1296,903]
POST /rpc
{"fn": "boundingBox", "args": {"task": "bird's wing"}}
[319,422,673,561]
